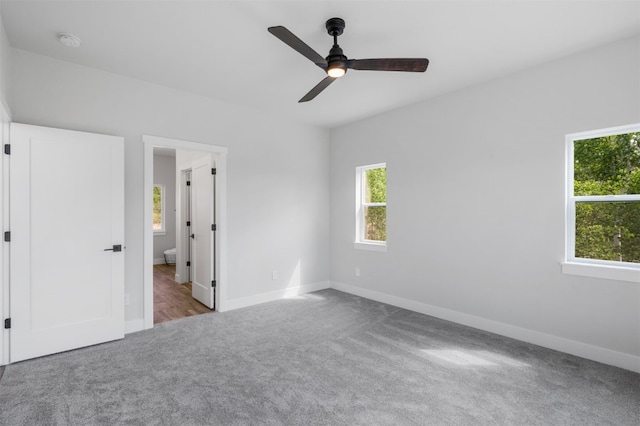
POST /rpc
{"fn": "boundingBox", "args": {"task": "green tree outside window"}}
[573,132,640,263]
[153,185,164,231]
[364,167,386,241]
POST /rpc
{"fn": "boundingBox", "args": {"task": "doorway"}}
[151,147,217,323]
[143,135,228,331]
[152,148,209,323]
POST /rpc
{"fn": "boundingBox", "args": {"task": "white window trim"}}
[153,183,166,235]
[354,163,387,252]
[563,123,640,283]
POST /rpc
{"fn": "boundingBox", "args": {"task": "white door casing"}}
[142,135,227,331]
[191,156,215,309]
[9,123,125,363]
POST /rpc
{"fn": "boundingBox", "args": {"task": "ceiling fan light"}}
[327,66,346,78]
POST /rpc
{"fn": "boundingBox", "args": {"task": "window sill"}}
[561,261,639,283]
[153,231,166,237]
[354,242,387,252]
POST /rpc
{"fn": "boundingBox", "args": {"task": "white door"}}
[9,123,125,362]
[191,156,215,309]
[185,169,192,283]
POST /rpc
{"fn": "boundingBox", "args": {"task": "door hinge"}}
[3,144,9,155]
[186,261,191,267]
[3,231,10,242]
[211,224,216,231]
[186,221,191,227]
[186,180,191,186]
[4,318,10,329]
[211,168,216,175]
[211,280,216,288]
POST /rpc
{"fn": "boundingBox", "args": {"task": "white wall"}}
[10,48,331,323]
[0,2,10,113]
[330,36,640,370]
[176,149,212,169]
[152,154,176,262]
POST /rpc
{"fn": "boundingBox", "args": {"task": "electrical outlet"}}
[272,270,278,280]
[124,293,130,305]
[355,267,360,277]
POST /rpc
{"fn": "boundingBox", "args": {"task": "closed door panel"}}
[10,123,125,363]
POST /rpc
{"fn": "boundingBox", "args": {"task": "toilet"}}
[163,248,176,265]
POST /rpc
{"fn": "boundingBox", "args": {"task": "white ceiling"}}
[2,0,639,129]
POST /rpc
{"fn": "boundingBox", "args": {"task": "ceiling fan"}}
[268,17,429,103]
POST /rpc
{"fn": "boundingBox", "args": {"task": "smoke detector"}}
[58,33,81,48]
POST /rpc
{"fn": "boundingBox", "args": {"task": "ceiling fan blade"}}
[299,77,336,103]
[268,26,327,68]
[347,58,429,72]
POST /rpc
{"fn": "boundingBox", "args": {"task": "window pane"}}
[575,201,640,263]
[574,132,640,196]
[364,206,386,241]
[153,185,163,230]
[365,167,386,203]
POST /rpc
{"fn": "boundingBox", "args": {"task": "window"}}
[355,163,387,252]
[153,184,165,235]
[564,124,640,282]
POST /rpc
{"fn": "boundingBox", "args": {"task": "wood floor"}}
[153,263,211,324]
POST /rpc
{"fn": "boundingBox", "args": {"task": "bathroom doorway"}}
[153,147,213,324]
[151,146,217,324]
[143,135,227,330]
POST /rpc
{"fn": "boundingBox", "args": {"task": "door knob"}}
[104,244,122,252]
[190,234,195,239]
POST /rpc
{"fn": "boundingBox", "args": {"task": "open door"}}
[190,156,215,309]
[9,123,125,362]
[185,169,192,283]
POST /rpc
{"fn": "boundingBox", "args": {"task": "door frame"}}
[142,135,228,330]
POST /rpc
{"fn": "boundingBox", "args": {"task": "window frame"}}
[153,183,166,236]
[563,123,640,283]
[354,163,387,252]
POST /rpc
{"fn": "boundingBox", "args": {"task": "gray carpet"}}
[0,289,638,425]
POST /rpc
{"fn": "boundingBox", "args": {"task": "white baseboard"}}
[330,281,640,373]
[225,281,331,311]
[125,318,145,335]
[153,258,166,265]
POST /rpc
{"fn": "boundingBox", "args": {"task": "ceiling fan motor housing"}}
[326,45,348,74]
